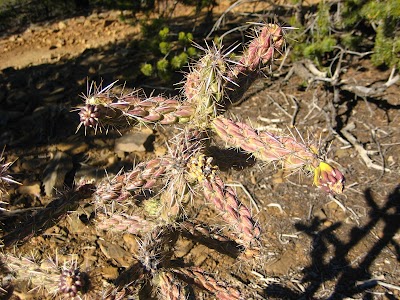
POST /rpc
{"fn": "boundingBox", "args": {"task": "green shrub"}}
[140,63,153,77]
[159,41,172,55]
[289,0,400,70]
[156,58,169,73]
[159,27,170,40]
[138,20,199,82]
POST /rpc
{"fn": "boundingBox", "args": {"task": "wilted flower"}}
[313,162,345,194]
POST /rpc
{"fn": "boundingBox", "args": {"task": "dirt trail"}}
[0,10,140,70]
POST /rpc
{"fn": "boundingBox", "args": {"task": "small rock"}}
[56,38,66,48]
[191,245,209,266]
[55,141,89,155]
[313,208,327,221]
[17,181,41,198]
[272,169,285,184]
[43,152,73,196]
[107,155,117,166]
[41,53,53,62]
[83,19,92,27]
[88,12,99,20]
[98,240,134,267]
[101,266,119,280]
[108,10,120,18]
[88,66,96,74]
[67,216,88,234]
[154,144,167,157]
[82,247,97,269]
[114,129,153,153]
[115,150,125,159]
[335,148,350,159]
[122,233,139,254]
[98,11,109,19]
[174,239,193,258]
[50,53,60,60]
[76,16,86,24]
[58,21,67,30]
[265,249,297,275]
[44,225,61,235]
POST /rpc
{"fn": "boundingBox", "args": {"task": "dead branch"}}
[340,123,391,172]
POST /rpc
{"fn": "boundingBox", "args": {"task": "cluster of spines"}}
[95,210,153,235]
[58,260,88,298]
[0,152,19,198]
[158,129,208,218]
[183,43,235,127]
[77,83,194,133]
[135,225,177,280]
[95,158,172,204]
[230,23,285,77]
[3,253,90,298]
[135,225,244,300]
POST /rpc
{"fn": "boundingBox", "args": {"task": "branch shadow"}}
[0,184,95,248]
[262,185,400,299]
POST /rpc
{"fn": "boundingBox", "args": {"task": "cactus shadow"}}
[261,185,400,299]
[0,184,94,248]
[207,146,256,171]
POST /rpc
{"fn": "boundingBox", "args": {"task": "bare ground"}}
[0,2,399,300]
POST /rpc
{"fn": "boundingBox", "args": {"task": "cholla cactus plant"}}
[73,21,345,298]
[2,22,344,299]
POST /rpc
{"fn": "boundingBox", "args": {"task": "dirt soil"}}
[0,1,399,300]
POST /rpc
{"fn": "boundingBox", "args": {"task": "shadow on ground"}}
[262,186,400,299]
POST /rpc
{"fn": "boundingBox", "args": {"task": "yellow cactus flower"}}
[313,162,345,194]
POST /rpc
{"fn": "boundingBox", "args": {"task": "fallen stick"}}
[340,123,391,172]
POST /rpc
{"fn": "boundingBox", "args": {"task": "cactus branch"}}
[173,267,243,300]
[212,116,344,193]
[187,154,261,247]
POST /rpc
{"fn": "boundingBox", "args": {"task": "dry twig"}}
[340,123,391,172]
